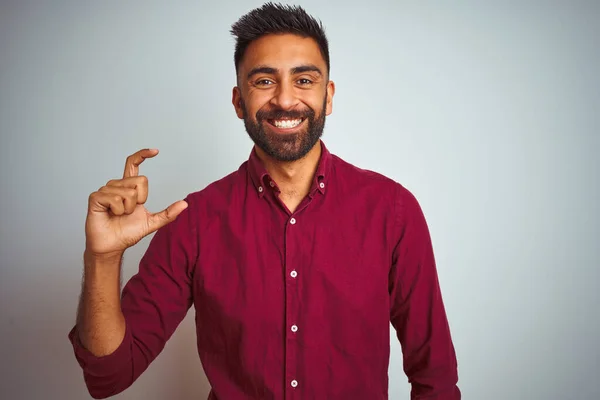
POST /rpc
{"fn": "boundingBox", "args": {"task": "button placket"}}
[284,213,301,399]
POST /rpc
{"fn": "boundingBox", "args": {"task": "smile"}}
[267,118,305,129]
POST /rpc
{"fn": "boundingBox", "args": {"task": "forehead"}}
[241,33,326,73]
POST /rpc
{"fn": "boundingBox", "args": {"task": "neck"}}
[255,141,322,200]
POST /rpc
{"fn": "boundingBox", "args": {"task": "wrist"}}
[84,248,124,266]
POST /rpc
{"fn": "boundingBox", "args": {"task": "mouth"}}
[265,117,306,131]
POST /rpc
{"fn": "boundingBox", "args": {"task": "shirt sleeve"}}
[389,185,461,399]
[68,196,197,399]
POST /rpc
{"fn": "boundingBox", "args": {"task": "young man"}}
[69,3,460,399]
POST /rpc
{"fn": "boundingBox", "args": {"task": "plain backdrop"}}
[1,1,599,399]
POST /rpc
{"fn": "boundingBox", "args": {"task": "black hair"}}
[230,2,330,77]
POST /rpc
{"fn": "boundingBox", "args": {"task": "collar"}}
[247,139,332,199]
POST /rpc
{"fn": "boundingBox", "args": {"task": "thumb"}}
[147,200,189,233]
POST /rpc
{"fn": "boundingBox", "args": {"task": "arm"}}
[389,186,461,399]
[76,251,126,357]
[69,203,196,399]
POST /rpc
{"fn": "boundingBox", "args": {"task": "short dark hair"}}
[230,2,330,78]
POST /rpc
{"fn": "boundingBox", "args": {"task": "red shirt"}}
[68,141,460,399]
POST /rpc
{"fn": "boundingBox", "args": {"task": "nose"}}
[270,81,299,110]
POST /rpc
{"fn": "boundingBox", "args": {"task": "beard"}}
[241,97,327,162]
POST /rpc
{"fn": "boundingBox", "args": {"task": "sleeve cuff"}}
[68,323,131,377]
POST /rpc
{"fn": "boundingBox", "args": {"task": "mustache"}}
[256,108,315,121]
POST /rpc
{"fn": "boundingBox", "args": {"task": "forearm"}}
[76,250,126,357]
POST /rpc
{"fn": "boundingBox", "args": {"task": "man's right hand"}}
[85,148,188,259]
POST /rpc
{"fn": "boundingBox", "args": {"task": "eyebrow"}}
[291,64,323,76]
[247,64,323,79]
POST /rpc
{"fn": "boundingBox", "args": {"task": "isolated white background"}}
[1,1,598,399]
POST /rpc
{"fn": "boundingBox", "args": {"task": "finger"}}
[89,191,126,216]
[147,200,188,233]
[123,148,158,178]
[106,176,149,204]
[99,186,137,214]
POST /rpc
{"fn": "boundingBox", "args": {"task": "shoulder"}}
[330,152,424,218]
[181,161,249,221]
[191,164,246,198]
[330,153,410,197]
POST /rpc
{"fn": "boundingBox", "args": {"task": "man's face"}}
[232,33,335,162]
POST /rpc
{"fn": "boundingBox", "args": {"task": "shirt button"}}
[269,181,275,187]
[291,325,298,332]
[290,270,297,278]
[258,186,263,193]
[290,217,296,225]
[291,380,298,388]
[319,182,325,189]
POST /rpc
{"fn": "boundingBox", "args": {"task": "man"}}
[69,3,460,399]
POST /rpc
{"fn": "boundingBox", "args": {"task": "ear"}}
[232,86,244,119]
[325,80,335,116]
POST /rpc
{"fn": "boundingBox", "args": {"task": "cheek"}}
[246,92,273,116]
[305,90,327,109]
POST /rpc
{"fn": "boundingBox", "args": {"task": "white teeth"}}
[273,119,302,128]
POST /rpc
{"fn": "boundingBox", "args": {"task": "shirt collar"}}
[247,139,332,198]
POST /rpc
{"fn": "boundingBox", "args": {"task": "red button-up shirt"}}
[69,141,460,399]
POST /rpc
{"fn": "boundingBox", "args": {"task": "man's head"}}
[230,3,335,162]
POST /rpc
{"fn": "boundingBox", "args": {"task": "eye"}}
[297,78,313,85]
[255,79,274,86]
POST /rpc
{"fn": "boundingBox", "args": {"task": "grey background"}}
[1,1,599,399]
